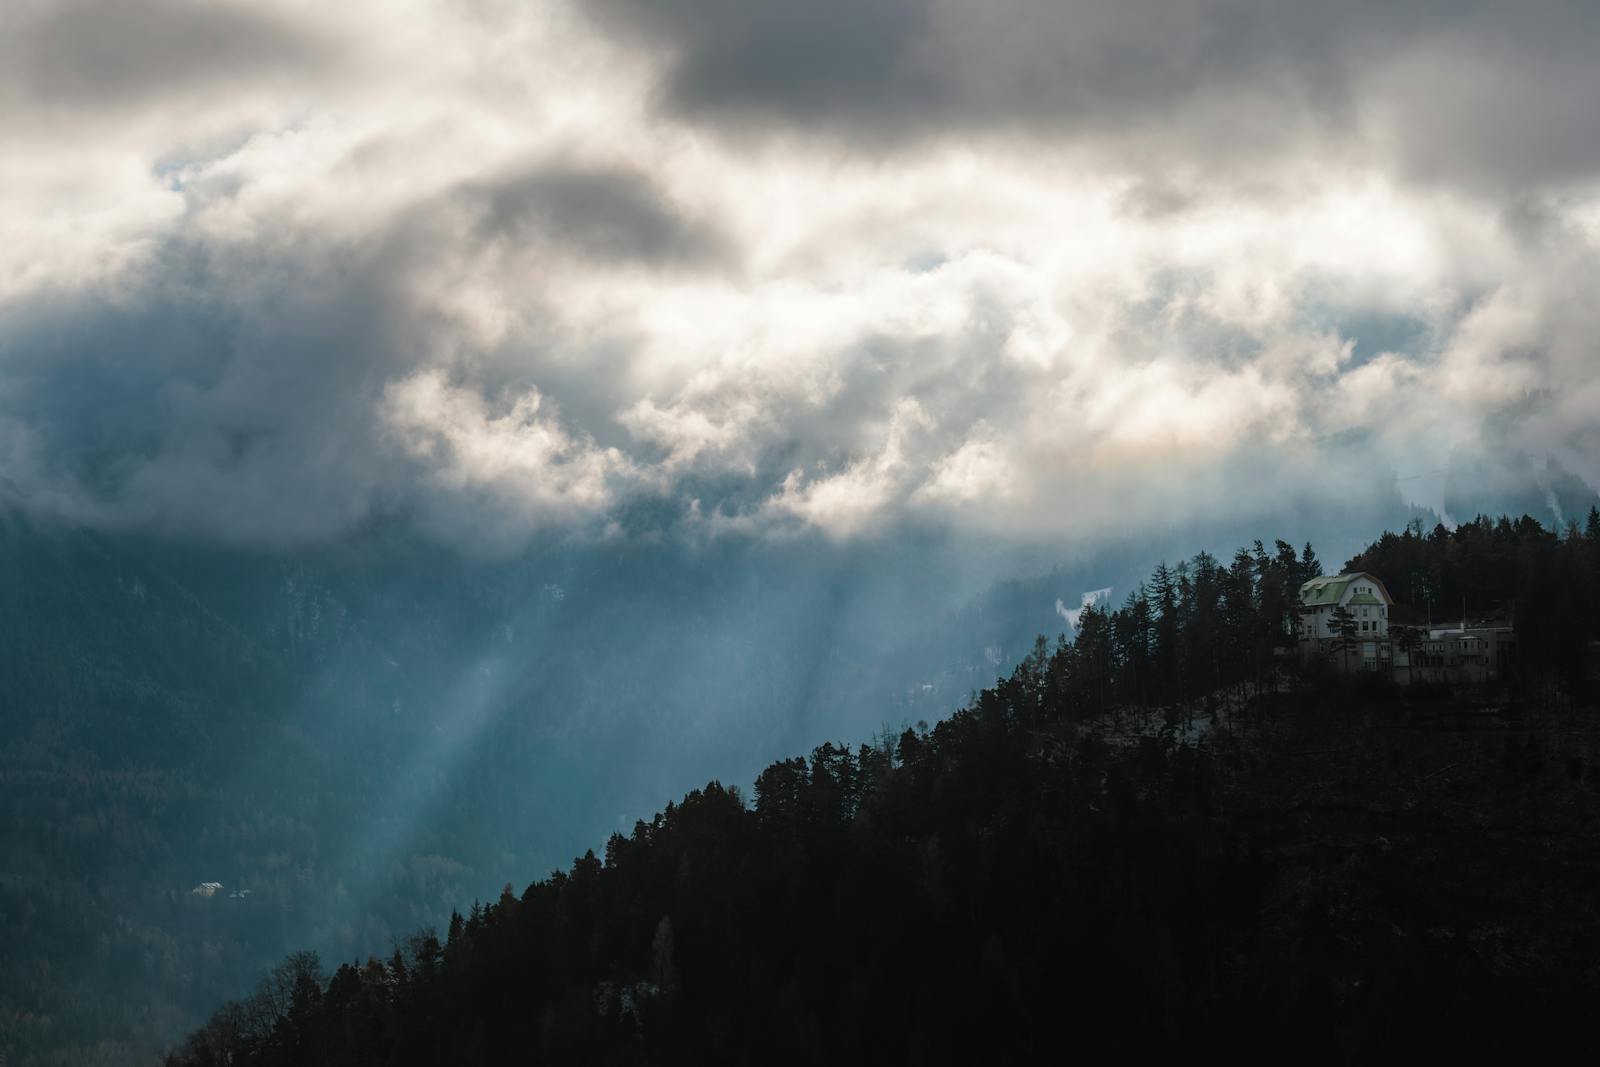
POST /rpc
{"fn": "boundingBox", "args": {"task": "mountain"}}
[162,517,1600,1064]
[1441,444,1600,531]
[0,481,1454,1064]
[0,510,1118,1063]
[165,543,1600,1067]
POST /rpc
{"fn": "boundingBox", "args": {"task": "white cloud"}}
[915,429,1018,509]
[3,0,1599,547]
[765,398,933,538]
[384,370,631,526]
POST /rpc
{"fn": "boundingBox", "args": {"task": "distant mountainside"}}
[0,480,1471,1064]
[0,511,1119,1064]
[1441,444,1600,532]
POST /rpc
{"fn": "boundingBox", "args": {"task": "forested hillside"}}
[166,515,1600,1064]
[8,504,1348,1064]
[6,503,1594,1063]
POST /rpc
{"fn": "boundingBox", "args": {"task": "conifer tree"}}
[1330,604,1359,671]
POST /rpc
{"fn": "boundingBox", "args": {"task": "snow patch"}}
[1056,587,1113,630]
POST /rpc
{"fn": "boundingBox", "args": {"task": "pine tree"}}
[1149,563,1181,702]
[1391,624,1422,685]
[1330,605,1359,672]
[1300,542,1322,583]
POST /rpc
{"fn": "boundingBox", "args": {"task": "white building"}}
[1299,573,1520,684]
[1298,572,1395,671]
[1402,620,1517,684]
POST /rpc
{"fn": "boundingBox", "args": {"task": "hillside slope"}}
[166,517,1600,1064]
[166,680,1600,1066]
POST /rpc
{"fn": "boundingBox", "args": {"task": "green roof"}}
[1299,572,1391,608]
[1300,575,1355,607]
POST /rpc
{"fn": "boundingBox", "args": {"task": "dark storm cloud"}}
[588,0,1600,191]
[0,152,736,546]
[0,237,423,543]
[0,0,321,109]
[589,0,1354,129]
[5,0,1598,551]
[592,0,936,124]
[466,166,730,267]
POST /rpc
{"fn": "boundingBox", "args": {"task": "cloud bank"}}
[2,0,1598,548]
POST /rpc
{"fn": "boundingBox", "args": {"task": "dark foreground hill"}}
[167,682,1600,1065]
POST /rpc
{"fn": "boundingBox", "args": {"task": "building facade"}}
[1299,572,1519,684]
[1396,621,1517,685]
[1298,572,1395,673]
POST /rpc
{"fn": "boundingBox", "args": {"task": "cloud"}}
[588,0,935,127]
[765,397,933,538]
[384,370,634,533]
[0,0,323,110]
[0,238,417,543]
[464,165,730,268]
[915,429,1018,509]
[1,0,1598,551]
[590,0,1600,194]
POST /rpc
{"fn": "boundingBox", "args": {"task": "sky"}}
[4,0,1600,552]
